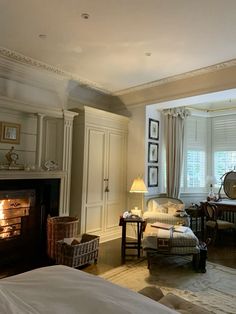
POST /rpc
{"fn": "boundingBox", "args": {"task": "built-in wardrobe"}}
[70,106,129,242]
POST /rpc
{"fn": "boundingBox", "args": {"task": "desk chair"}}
[204,202,236,244]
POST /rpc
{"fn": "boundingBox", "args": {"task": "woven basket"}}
[47,216,79,260]
[55,234,99,268]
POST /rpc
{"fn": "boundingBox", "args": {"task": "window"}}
[187,150,205,188]
[214,151,236,183]
[182,116,208,192]
[212,116,236,185]
[167,114,236,194]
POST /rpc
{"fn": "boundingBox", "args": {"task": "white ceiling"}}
[1,0,236,94]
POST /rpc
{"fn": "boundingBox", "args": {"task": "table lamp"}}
[129,176,148,215]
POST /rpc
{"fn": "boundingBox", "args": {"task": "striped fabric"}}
[143,245,200,255]
[143,212,190,227]
[143,224,199,253]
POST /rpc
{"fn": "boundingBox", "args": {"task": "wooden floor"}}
[83,236,236,276]
[0,235,235,279]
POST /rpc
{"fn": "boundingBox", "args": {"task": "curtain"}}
[163,107,190,198]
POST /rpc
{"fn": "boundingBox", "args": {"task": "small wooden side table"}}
[119,217,146,263]
[186,205,204,239]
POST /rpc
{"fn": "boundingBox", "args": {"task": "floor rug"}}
[100,256,236,314]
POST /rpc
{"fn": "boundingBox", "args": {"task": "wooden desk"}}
[209,199,236,223]
[210,199,236,210]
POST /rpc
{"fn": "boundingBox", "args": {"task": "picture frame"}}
[148,118,159,140]
[148,166,158,187]
[0,122,21,144]
[148,142,158,163]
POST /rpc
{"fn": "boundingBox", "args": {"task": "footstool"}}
[142,224,200,270]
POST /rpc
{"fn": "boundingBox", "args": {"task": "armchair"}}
[203,202,236,244]
[143,196,190,227]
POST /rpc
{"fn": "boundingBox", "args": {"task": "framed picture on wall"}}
[0,122,21,144]
[148,118,159,140]
[148,142,158,163]
[148,166,158,187]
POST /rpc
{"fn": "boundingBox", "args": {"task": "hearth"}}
[0,178,60,267]
[0,189,34,240]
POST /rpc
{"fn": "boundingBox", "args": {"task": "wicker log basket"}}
[47,216,79,260]
[55,234,100,268]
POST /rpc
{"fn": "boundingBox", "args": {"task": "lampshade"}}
[130,177,148,193]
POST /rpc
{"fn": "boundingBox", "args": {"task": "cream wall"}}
[127,106,146,188]
[145,105,163,196]
[126,106,145,210]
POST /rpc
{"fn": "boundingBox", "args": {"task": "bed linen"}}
[0,265,177,314]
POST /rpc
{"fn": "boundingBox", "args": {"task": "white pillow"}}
[151,200,168,213]
[167,202,185,215]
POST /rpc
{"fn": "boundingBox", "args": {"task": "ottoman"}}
[142,224,200,269]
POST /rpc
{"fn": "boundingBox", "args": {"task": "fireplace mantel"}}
[0,171,66,216]
[0,170,66,180]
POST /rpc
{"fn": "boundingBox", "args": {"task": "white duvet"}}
[0,265,177,314]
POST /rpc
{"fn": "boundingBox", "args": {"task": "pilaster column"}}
[35,113,45,169]
[59,110,78,215]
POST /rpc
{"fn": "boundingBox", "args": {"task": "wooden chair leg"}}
[192,253,200,270]
[147,251,151,269]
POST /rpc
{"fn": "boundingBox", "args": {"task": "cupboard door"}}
[106,131,126,229]
[85,128,106,233]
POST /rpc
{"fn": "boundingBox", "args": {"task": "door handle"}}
[104,178,109,192]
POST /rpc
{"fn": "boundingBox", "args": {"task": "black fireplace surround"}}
[0,178,60,266]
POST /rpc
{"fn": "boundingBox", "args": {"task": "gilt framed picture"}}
[148,142,158,163]
[148,118,159,140]
[148,166,158,187]
[0,122,21,144]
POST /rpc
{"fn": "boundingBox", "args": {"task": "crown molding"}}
[114,59,236,96]
[0,95,66,118]
[0,47,111,95]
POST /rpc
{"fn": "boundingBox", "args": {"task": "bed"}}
[0,265,177,314]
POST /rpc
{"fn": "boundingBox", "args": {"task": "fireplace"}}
[0,189,34,240]
[0,179,60,267]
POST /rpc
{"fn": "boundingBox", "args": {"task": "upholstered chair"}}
[143,197,190,227]
[204,202,236,244]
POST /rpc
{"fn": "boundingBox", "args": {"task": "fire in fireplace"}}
[0,190,34,240]
[0,179,60,268]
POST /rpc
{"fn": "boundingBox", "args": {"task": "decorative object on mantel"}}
[0,122,21,144]
[0,146,24,170]
[44,160,58,171]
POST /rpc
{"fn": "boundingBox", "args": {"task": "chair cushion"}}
[206,220,235,230]
[143,212,190,227]
[159,293,213,314]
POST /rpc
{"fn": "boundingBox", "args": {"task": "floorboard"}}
[0,235,235,278]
